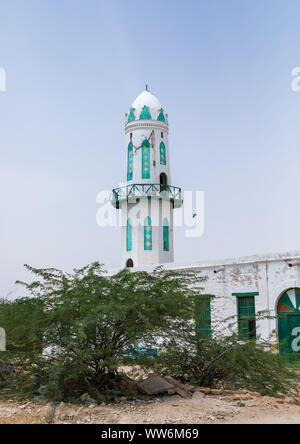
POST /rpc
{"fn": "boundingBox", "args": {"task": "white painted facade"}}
[120,198,174,267]
[109,251,300,344]
[164,251,300,342]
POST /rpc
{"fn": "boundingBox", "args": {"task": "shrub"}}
[0,263,205,402]
[146,326,299,398]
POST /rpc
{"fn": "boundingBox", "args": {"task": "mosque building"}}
[110,89,300,360]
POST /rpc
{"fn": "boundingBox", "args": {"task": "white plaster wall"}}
[110,251,300,344]
[165,252,300,342]
[124,121,170,185]
[121,198,174,268]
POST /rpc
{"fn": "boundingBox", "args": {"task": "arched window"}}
[163,218,169,252]
[126,218,132,252]
[144,217,152,250]
[160,142,166,165]
[127,142,133,181]
[126,259,134,268]
[160,173,168,191]
[142,139,150,179]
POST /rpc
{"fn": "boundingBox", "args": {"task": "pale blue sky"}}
[1,0,300,297]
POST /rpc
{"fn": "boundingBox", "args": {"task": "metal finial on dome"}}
[145,84,149,91]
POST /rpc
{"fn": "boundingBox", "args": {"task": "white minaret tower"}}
[111,88,183,268]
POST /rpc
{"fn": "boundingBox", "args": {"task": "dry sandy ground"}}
[1,389,300,424]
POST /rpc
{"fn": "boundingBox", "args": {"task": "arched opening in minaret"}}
[160,173,168,191]
[126,259,134,268]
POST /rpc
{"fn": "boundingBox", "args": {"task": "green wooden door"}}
[277,289,300,362]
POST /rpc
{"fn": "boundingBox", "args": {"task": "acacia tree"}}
[8,263,205,401]
[0,296,45,358]
[144,310,299,398]
[2,262,296,401]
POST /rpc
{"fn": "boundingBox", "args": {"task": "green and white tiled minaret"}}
[111,89,182,268]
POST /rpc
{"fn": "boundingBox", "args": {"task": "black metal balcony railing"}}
[111,183,183,209]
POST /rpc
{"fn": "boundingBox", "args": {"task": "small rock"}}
[197,387,211,395]
[164,376,194,397]
[192,391,205,400]
[235,401,246,407]
[210,389,223,396]
[137,374,175,396]
[222,390,237,396]
[167,388,176,395]
[214,410,228,417]
[19,404,28,410]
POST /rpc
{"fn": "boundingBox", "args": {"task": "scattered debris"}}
[234,401,246,408]
[137,374,194,398]
[0,387,300,424]
[137,374,175,396]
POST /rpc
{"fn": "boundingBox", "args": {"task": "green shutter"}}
[160,142,166,165]
[142,139,150,179]
[126,218,132,252]
[195,297,212,339]
[127,142,133,181]
[237,296,256,340]
[163,218,169,251]
[144,217,152,251]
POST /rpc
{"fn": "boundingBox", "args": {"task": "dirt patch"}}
[1,390,300,424]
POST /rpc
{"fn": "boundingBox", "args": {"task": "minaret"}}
[111,89,183,268]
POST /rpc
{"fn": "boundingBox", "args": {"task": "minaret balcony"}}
[111,184,183,209]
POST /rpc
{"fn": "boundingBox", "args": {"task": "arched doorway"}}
[160,173,168,191]
[126,259,134,268]
[277,288,300,361]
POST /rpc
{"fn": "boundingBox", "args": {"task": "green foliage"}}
[146,323,299,398]
[1,263,204,402]
[0,297,45,359]
[1,262,297,401]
